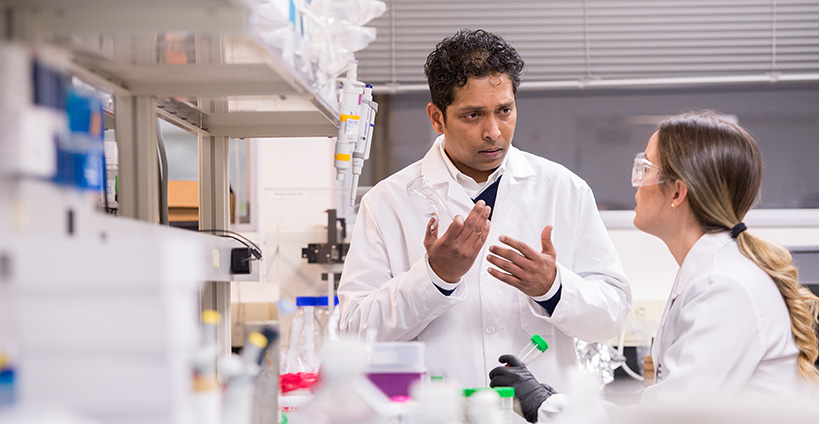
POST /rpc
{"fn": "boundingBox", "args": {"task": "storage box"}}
[365,342,426,398]
[15,294,197,354]
[18,353,192,421]
[168,180,200,222]
[0,107,63,178]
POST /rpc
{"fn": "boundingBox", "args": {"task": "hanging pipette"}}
[333,62,365,181]
[350,84,378,207]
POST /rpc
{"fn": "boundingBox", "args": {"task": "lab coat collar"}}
[421,135,536,211]
[668,231,734,303]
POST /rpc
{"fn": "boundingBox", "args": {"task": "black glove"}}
[489,354,558,423]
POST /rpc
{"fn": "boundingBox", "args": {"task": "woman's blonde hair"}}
[657,111,819,382]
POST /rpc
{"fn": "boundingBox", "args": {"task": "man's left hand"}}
[487,225,557,297]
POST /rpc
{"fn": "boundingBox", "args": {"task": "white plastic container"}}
[464,387,514,424]
[0,107,62,178]
[0,43,31,109]
[365,341,426,398]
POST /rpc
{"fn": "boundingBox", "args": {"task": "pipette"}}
[350,84,378,207]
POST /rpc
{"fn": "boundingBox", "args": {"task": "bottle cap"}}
[530,334,549,352]
[201,310,221,324]
[296,296,315,306]
[312,295,340,306]
[493,387,514,398]
[247,331,268,348]
[463,387,514,398]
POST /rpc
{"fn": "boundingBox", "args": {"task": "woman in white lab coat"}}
[490,110,819,423]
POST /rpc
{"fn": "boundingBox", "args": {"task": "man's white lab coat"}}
[338,136,631,390]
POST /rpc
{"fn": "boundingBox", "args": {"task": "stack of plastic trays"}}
[11,222,204,424]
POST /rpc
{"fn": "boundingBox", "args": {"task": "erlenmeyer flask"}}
[406,175,455,221]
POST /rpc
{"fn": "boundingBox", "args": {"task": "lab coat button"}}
[485,325,495,334]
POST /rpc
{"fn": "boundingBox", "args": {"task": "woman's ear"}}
[671,179,689,207]
[426,102,445,134]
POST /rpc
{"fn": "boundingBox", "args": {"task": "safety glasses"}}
[632,152,665,187]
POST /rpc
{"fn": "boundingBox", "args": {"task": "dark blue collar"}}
[472,175,502,220]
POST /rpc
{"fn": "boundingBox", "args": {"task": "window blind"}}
[355,0,819,91]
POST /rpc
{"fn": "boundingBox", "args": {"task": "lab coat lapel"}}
[489,146,535,225]
[420,136,481,214]
[669,232,733,306]
[654,232,734,369]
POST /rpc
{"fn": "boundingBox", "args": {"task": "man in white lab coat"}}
[337,29,631,393]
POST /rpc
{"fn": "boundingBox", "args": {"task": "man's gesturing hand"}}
[486,225,557,297]
[424,200,491,283]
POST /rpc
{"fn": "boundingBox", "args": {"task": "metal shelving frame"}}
[2,0,339,363]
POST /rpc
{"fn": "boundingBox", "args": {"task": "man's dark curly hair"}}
[424,29,525,120]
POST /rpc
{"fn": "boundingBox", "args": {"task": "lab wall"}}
[602,212,819,343]
[240,136,346,348]
[373,84,819,210]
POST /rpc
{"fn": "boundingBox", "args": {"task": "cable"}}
[157,118,169,225]
[199,229,262,260]
[617,326,645,381]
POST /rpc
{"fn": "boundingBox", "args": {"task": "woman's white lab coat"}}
[644,231,805,401]
[537,231,807,422]
[338,136,631,390]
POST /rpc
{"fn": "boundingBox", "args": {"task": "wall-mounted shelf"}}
[4,0,340,138]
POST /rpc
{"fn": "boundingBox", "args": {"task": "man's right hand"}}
[424,200,491,283]
[490,354,558,423]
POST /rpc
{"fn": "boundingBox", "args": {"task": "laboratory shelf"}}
[4,0,340,138]
[1,2,363,413]
[1,0,349,376]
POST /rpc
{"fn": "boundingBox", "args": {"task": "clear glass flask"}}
[406,175,455,221]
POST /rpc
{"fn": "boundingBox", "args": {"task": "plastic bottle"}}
[313,296,340,342]
[465,389,503,424]
[192,310,222,424]
[297,296,321,372]
[223,332,269,424]
[409,380,464,424]
[285,296,323,373]
[493,387,514,424]
[515,334,549,366]
[463,388,514,424]
[252,325,280,424]
[0,353,15,410]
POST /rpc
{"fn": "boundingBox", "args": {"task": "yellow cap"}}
[201,310,222,325]
[247,331,268,349]
[0,353,8,369]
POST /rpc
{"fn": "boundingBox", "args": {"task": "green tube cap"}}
[530,334,549,352]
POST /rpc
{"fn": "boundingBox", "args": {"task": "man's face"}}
[426,74,517,183]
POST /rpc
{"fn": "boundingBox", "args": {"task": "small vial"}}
[515,334,549,366]
[494,387,515,424]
